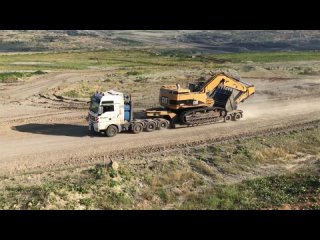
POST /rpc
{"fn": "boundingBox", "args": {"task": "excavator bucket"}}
[211,87,237,111]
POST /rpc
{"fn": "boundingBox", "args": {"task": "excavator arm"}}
[233,84,255,103]
[200,72,255,104]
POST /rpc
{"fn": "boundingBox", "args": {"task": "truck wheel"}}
[158,120,169,130]
[146,121,156,132]
[225,115,232,121]
[106,125,118,137]
[132,123,143,134]
[234,113,242,121]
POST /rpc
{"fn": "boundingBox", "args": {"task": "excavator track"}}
[180,107,226,125]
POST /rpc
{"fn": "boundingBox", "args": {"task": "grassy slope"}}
[2,50,320,71]
[0,71,46,83]
[213,51,320,63]
[0,127,319,210]
[181,172,320,210]
[0,50,203,71]
[3,30,320,53]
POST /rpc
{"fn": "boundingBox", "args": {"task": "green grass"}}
[0,165,133,210]
[126,71,141,76]
[211,51,320,63]
[0,70,46,83]
[1,50,320,73]
[63,90,81,98]
[61,82,96,98]
[192,128,320,175]
[0,50,207,72]
[181,172,320,210]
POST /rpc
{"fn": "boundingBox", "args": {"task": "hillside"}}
[1,30,320,53]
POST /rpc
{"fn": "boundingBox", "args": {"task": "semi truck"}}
[88,90,170,137]
[88,71,255,137]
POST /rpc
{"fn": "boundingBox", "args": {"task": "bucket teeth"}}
[211,87,236,111]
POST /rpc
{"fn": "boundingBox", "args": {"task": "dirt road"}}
[1,71,320,176]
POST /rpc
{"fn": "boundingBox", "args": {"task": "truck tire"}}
[132,123,143,134]
[146,121,156,132]
[234,113,242,121]
[225,115,232,121]
[158,120,169,129]
[106,125,118,137]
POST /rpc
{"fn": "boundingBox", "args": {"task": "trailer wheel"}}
[225,115,232,121]
[132,123,143,134]
[158,120,169,130]
[234,113,242,121]
[106,125,118,137]
[146,121,156,132]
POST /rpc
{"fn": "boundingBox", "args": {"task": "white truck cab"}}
[88,90,132,137]
[88,90,169,137]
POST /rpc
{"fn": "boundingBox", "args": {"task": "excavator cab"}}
[188,82,205,92]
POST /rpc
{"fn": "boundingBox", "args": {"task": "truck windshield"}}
[89,99,100,113]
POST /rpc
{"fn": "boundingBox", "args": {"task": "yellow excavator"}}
[145,71,255,127]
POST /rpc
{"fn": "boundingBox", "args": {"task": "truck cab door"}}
[101,104,117,122]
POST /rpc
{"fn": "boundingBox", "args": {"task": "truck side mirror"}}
[98,106,103,115]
